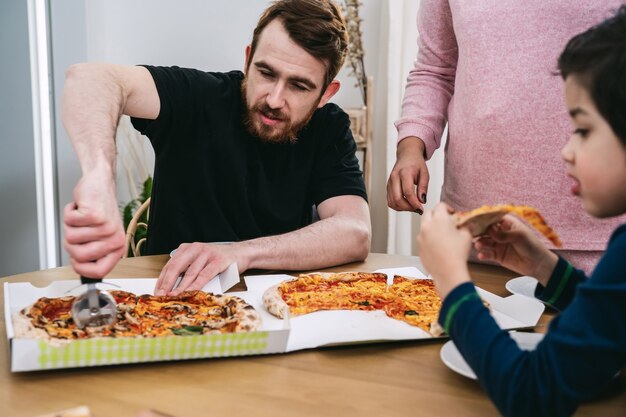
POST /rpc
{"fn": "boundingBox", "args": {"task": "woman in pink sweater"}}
[387,0,625,272]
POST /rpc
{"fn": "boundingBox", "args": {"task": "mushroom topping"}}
[52,319,68,328]
[162,303,196,314]
[206,306,223,316]
[124,311,139,325]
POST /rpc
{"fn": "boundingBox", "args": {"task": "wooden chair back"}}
[124,197,150,257]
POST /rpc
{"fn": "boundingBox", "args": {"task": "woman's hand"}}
[387,137,430,213]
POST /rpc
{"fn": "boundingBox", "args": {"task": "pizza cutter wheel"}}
[71,276,117,328]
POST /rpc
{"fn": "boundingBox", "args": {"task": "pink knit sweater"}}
[396,0,625,260]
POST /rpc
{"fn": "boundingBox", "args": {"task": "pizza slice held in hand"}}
[455,204,562,247]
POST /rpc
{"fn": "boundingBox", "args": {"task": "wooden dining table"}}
[1,253,625,417]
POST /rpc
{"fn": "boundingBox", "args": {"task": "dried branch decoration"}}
[341,0,367,105]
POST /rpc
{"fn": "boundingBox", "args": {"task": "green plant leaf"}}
[140,176,153,201]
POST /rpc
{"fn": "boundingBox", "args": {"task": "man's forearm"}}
[61,63,145,277]
[235,215,371,272]
[61,63,126,176]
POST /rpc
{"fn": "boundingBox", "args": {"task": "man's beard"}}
[241,78,317,144]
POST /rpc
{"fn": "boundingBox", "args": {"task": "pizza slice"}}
[135,291,261,335]
[18,294,80,340]
[15,289,142,340]
[456,204,562,247]
[262,272,388,318]
[383,276,443,335]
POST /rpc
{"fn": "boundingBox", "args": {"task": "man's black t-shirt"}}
[131,66,367,255]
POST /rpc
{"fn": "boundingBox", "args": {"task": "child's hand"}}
[474,215,558,285]
[417,203,473,298]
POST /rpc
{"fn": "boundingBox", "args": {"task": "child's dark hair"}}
[558,5,626,146]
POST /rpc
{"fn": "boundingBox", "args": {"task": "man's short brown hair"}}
[248,0,348,89]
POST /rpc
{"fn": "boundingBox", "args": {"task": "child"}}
[417,6,626,417]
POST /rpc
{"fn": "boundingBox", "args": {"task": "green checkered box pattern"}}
[36,331,271,369]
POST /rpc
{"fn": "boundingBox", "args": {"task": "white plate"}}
[440,331,545,380]
[505,276,538,298]
[169,242,233,257]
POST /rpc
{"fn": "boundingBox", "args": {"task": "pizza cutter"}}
[71,276,117,328]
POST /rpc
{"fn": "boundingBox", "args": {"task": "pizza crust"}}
[226,294,262,332]
[456,204,562,247]
[456,208,508,236]
[311,271,386,282]
[262,283,290,319]
[12,311,54,341]
[429,321,444,337]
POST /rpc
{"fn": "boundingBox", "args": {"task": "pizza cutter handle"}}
[80,276,102,285]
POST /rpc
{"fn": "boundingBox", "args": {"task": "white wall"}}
[50,1,88,268]
[50,0,389,267]
[0,0,41,277]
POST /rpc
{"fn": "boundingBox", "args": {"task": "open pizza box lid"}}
[244,266,545,351]
[3,263,290,372]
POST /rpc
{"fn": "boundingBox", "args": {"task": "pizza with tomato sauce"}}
[383,276,443,335]
[14,290,261,343]
[263,272,388,318]
[456,204,562,247]
[263,272,443,335]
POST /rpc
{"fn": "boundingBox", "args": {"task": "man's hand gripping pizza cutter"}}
[71,276,117,328]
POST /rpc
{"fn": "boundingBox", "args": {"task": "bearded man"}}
[62,0,370,295]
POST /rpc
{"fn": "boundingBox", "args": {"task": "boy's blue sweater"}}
[439,224,626,417]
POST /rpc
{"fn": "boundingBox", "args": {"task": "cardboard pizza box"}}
[3,266,544,372]
[3,264,290,372]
